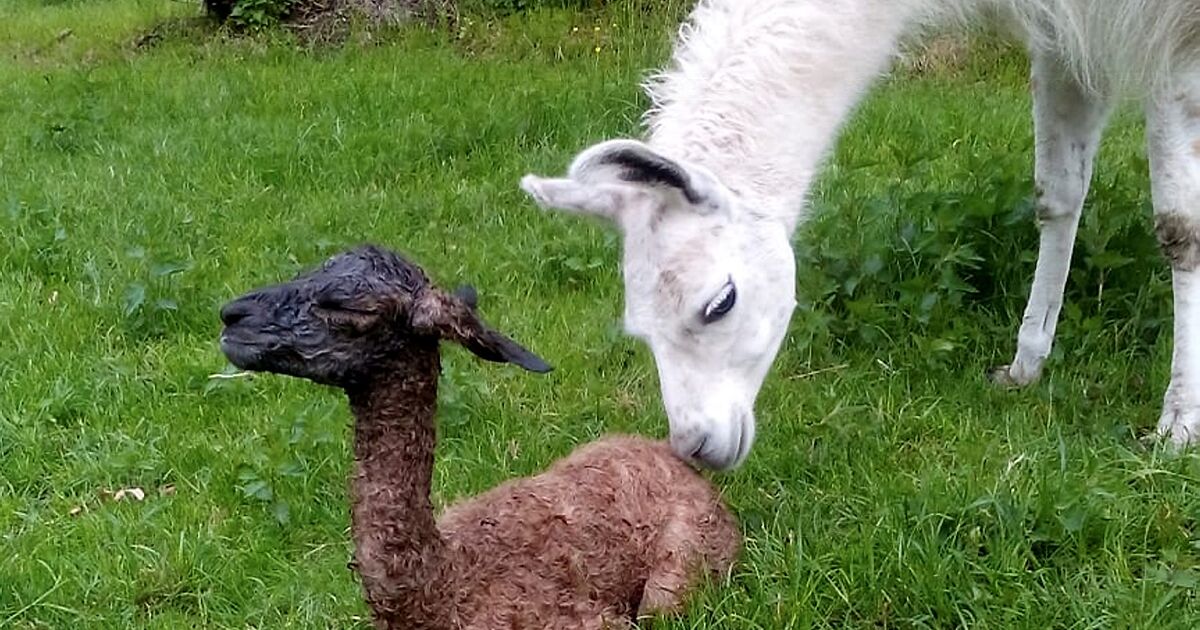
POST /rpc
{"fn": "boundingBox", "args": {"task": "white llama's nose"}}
[668,408,754,471]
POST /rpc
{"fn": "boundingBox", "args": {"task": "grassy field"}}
[3,1,1200,627]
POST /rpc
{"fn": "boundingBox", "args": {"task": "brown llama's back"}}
[436,435,739,628]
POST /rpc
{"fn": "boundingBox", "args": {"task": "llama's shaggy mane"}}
[643,0,920,215]
[642,0,1199,213]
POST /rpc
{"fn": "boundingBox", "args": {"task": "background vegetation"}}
[2,0,1198,627]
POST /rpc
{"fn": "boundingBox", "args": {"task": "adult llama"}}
[521,0,1200,470]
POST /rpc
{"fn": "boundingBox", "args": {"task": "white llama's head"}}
[521,139,796,470]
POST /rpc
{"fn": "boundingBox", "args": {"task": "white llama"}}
[520,0,1200,470]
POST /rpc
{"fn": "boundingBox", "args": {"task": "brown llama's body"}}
[347,347,738,630]
[219,245,739,630]
[436,436,739,628]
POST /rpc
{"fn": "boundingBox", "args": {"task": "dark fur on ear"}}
[594,146,705,205]
[411,289,551,373]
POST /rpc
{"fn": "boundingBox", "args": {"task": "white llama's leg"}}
[1148,66,1200,444]
[991,54,1112,387]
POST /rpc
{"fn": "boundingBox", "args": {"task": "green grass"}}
[3,1,1200,627]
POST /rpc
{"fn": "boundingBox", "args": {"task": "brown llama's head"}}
[218,245,551,387]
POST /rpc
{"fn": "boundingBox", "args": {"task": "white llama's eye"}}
[702,280,737,324]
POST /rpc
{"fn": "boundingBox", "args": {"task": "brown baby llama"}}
[217,245,740,630]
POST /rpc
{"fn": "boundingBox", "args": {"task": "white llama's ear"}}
[520,139,729,219]
[569,139,727,214]
[519,175,635,219]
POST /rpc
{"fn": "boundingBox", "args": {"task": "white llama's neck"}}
[644,0,929,231]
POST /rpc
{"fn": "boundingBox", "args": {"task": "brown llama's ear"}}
[411,289,552,373]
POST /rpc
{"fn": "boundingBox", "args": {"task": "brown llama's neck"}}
[345,341,457,630]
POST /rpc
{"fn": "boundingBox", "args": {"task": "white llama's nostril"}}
[669,428,709,465]
[669,421,739,471]
[684,411,752,472]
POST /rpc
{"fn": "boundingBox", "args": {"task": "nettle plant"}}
[794,156,1170,367]
[119,246,194,340]
[203,0,294,30]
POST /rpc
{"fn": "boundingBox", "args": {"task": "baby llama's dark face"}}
[218,246,430,387]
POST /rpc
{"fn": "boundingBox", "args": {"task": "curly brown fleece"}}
[218,245,740,630]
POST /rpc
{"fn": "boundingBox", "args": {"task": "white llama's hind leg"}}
[1148,66,1200,444]
[992,54,1112,387]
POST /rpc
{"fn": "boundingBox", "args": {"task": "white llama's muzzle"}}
[667,406,756,471]
[654,353,762,471]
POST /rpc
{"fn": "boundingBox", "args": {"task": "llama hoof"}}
[987,364,1039,388]
[1156,401,1200,446]
[988,365,1019,388]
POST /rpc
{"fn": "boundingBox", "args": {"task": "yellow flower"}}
[593,26,600,32]
[594,46,601,53]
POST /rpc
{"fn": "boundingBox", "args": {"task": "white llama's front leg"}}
[991,54,1112,387]
[1148,66,1200,444]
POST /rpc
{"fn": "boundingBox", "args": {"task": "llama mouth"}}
[730,413,751,469]
[690,435,735,471]
[687,412,752,472]
[219,333,266,370]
